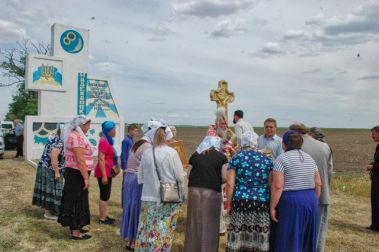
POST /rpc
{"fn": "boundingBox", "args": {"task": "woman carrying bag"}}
[135,122,185,251]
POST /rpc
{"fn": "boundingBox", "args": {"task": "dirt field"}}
[0,127,378,251]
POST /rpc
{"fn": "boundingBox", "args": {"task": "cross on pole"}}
[210,80,235,123]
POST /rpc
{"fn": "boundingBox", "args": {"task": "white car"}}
[1,121,14,134]
[0,130,4,159]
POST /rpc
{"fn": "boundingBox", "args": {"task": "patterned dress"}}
[134,202,181,252]
[226,149,273,252]
[32,135,65,214]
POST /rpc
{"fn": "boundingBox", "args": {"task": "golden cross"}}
[210,80,235,122]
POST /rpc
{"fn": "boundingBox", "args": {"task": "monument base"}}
[25,115,124,168]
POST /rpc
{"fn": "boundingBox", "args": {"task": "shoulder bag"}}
[153,147,180,203]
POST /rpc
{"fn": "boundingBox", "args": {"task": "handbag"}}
[110,165,120,177]
[153,147,180,203]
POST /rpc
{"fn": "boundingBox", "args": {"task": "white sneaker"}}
[44,213,58,220]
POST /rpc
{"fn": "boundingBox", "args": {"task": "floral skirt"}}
[226,200,270,252]
[32,163,64,214]
[134,201,181,252]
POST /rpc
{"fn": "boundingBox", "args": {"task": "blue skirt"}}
[120,172,143,240]
[270,189,318,252]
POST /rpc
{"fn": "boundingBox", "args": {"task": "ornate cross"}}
[210,80,235,122]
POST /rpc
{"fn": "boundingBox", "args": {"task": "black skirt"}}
[58,168,90,230]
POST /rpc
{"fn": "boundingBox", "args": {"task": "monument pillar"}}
[24,24,124,166]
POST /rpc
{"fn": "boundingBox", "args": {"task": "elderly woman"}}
[58,115,94,240]
[95,121,118,224]
[270,130,322,252]
[120,121,154,250]
[134,122,185,251]
[184,136,228,252]
[225,132,273,252]
[32,124,65,220]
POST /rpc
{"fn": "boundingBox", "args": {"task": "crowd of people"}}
[30,111,379,252]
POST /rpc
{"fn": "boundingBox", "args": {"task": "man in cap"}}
[289,123,333,252]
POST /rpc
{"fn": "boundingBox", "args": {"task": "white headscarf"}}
[196,136,222,154]
[63,115,92,149]
[240,131,258,148]
[141,118,173,143]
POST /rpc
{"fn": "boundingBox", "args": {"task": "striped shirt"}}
[273,149,318,191]
[65,131,94,171]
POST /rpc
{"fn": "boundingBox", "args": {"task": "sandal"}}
[71,234,92,240]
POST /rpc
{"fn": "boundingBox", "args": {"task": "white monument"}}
[24,23,124,166]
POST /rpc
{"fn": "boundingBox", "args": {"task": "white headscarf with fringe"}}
[240,131,258,148]
[63,115,92,150]
[196,136,222,154]
[141,118,173,143]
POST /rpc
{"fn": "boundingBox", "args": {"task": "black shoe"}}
[125,245,134,251]
[99,218,114,225]
[106,216,115,222]
[366,226,379,232]
[71,234,92,240]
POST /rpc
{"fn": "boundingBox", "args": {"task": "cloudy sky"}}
[0,0,378,128]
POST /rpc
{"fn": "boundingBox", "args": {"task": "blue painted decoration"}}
[60,30,84,54]
[32,65,62,87]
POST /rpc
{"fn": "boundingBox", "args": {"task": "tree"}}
[0,40,50,121]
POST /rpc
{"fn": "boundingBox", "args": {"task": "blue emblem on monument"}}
[60,30,84,54]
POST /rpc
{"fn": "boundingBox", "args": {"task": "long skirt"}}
[120,172,143,240]
[184,187,222,252]
[134,201,181,252]
[270,189,318,252]
[32,164,64,214]
[226,200,270,252]
[58,168,90,230]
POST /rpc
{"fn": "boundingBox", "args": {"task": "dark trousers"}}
[371,172,379,230]
[16,135,24,157]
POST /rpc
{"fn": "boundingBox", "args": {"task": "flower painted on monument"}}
[60,30,84,54]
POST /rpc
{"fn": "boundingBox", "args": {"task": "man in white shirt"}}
[233,110,254,146]
[257,118,283,159]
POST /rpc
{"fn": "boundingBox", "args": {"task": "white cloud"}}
[172,0,258,18]
[94,62,124,73]
[255,1,379,57]
[0,20,27,43]
[148,24,175,42]
[252,42,284,58]
[209,18,247,38]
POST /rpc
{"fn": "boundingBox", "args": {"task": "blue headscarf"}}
[102,121,116,145]
[102,121,118,165]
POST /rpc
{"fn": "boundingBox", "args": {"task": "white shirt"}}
[234,119,254,146]
[138,145,185,203]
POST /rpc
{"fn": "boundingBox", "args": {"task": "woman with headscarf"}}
[32,124,65,220]
[134,120,185,251]
[120,122,153,250]
[58,115,93,240]
[225,131,273,252]
[94,121,118,224]
[183,136,228,252]
[270,130,322,252]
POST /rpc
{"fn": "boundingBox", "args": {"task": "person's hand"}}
[365,164,373,171]
[102,176,108,185]
[225,207,232,216]
[83,178,89,190]
[270,208,278,223]
[54,172,60,180]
